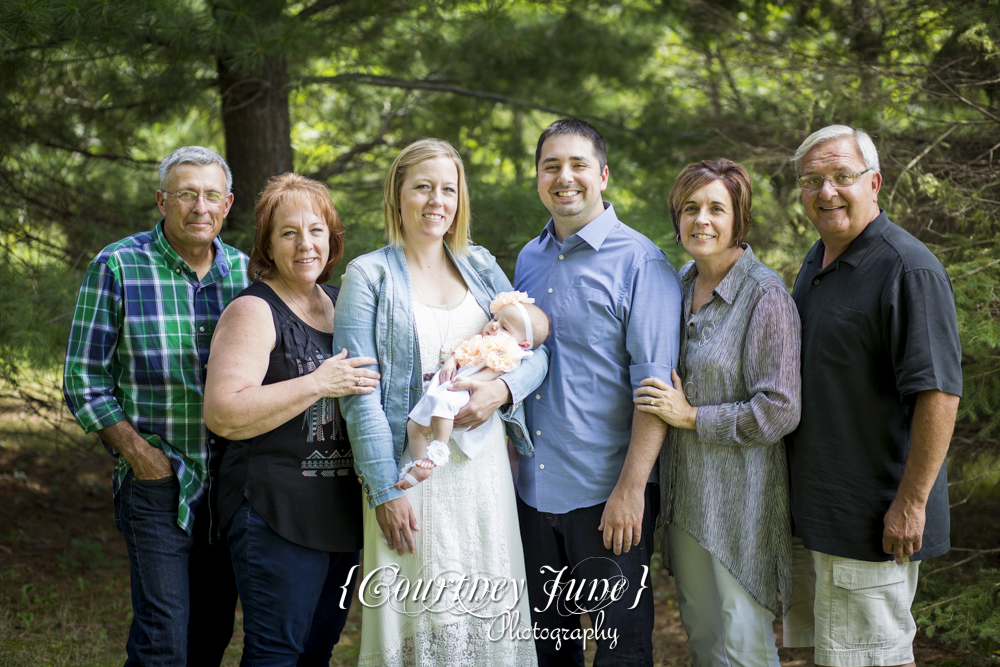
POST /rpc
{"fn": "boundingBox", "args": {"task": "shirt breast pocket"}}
[554,285,611,345]
[814,301,873,368]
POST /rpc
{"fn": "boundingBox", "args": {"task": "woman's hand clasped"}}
[314,349,380,398]
[634,369,697,430]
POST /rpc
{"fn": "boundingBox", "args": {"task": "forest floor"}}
[0,436,981,666]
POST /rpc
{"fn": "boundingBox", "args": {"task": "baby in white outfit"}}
[397,291,550,489]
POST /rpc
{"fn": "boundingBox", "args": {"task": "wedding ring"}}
[651,398,658,407]
[356,378,363,387]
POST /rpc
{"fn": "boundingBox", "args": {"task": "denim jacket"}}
[333,244,548,508]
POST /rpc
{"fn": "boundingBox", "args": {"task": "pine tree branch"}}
[27,137,158,165]
[300,74,627,130]
[921,549,1000,577]
[952,258,1000,281]
[921,56,1000,125]
[297,0,356,20]
[307,106,405,181]
[914,594,964,612]
[948,465,1000,488]
[963,366,1000,382]
[888,124,959,208]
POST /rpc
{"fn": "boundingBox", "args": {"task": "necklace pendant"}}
[439,349,447,363]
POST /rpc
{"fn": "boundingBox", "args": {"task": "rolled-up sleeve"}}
[332,264,403,508]
[63,259,126,435]
[695,287,801,446]
[626,256,682,392]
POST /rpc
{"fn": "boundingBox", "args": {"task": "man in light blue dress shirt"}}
[514,118,682,666]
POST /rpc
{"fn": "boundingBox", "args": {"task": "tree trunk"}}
[218,55,294,249]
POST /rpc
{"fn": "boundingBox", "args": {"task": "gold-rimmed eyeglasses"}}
[797,169,872,191]
[162,190,228,206]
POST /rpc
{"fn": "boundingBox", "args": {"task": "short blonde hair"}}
[382,138,471,255]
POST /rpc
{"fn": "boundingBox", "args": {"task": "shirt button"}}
[175,268,181,274]
[535,394,541,400]
[813,278,821,285]
[558,255,564,260]
[547,288,553,294]
[210,438,216,444]
[199,326,205,332]
[539,464,545,469]
[535,430,541,435]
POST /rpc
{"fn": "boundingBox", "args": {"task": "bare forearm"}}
[896,390,960,506]
[882,389,959,562]
[99,420,172,480]
[99,420,148,460]
[205,375,324,440]
[468,369,503,383]
[615,408,669,494]
[600,408,668,554]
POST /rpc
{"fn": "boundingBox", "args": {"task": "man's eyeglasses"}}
[163,190,228,206]
[797,169,871,191]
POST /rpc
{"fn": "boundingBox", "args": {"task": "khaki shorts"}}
[783,537,919,667]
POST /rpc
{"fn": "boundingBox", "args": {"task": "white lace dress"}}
[357,291,538,667]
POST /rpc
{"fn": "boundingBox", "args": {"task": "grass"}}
[0,389,989,665]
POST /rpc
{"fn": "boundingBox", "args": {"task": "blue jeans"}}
[227,501,360,667]
[517,483,659,667]
[114,469,237,667]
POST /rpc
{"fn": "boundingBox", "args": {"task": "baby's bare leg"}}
[431,416,454,447]
[397,420,438,490]
[406,419,432,462]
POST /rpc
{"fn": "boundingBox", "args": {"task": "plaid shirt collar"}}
[151,219,234,283]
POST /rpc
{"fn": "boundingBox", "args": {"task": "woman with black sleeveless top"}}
[204,173,380,666]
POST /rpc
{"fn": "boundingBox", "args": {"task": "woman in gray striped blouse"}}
[634,159,801,667]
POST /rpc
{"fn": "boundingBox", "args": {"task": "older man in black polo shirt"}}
[782,125,962,667]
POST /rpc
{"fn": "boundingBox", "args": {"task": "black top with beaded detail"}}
[217,281,362,552]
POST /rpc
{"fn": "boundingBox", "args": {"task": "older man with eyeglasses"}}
[782,125,962,667]
[64,146,248,666]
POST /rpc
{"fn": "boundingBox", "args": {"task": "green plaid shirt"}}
[63,221,248,534]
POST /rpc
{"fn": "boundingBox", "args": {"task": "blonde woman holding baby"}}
[333,138,545,666]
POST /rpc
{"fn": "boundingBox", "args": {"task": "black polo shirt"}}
[786,210,962,562]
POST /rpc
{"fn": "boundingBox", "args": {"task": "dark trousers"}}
[115,469,238,667]
[517,483,659,667]
[227,501,359,667]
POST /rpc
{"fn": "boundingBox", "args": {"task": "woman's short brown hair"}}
[382,138,471,255]
[248,173,345,284]
[667,159,753,247]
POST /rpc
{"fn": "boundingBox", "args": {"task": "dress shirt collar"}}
[152,219,231,280]
[539,202,618,251]
[679,244,755,305]
[806,209,889,271]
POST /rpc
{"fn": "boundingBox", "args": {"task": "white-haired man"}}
[64,147,248,666]
[783,125,962,667]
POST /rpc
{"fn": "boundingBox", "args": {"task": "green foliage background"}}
[2,0,1000,659]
